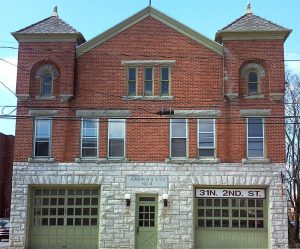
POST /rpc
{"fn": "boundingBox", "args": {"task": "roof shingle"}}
[15,16,80,34]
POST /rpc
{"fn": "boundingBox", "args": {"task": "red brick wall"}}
[0,133,14,217]
[14,16,286,163]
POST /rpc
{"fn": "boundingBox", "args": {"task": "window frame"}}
[127,67,137,96]
[247,117,265,159]
[34,118,52,158]
[80,119,99,159]
[108,119,126,159]
[160,66,171,96]
[197,119,216,158]
[170,119,188,159]
[143,66,154,96]
[40,72,53,97]
[247,70,260,96]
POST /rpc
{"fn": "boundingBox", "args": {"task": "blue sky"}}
[0,0,299,135]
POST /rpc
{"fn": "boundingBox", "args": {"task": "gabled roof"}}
[76,7,223,57]
[215,9,292,43]
[12,8,85,44]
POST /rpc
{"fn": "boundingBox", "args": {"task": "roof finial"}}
[52,6,58,17]
[246,2,253,15]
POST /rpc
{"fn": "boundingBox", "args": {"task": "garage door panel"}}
[29,187,99,249]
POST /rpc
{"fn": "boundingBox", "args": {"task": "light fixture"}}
[125,193,131,207]
[162,193,169,207]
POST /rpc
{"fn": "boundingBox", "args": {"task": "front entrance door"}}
[136,195,158,249]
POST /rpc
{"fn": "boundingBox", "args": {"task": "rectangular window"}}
[247,117,264,158]
[34,119,51,157]
[197,198,265,229]
[108,119,125,158]
[81,119,98,158]
[170,119,187,158]
[198,119,215,157]
[160,67,170,96]
[144,67,153,96]
[127,67,137,96]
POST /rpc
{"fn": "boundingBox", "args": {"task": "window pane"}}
[41,73,52,96]
[144,81,153,96]
[248,72,258,82]
[82,138,97,148]
[199,119,214,132]
[145,68,152,81]
[128,82,136,96]
[128,68,136,80]
[248,138,263,157]
[35,142,50,157]
[199,149,214,157]
[248,83,258,94]
[109,119,125,138]
[171,138,186,157]
[109,139,124,157]
[36,120,50,138]
[199,133,214,147]
[248,118,263,137]
[161,81,169,95]
[161,68,169,80]
[171,119,186,137]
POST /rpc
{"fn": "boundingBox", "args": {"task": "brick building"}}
[0,132,14,218]
[10,4,291,249]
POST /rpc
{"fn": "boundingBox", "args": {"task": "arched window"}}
[241,63,265,97]
[248,71,259,95]
[35,64,59,97]
[40,72,53,96]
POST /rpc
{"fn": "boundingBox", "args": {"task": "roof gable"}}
[76,7,223,57]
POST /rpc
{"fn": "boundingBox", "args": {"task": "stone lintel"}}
[29,109,58,116]
[174,110,221,117]
[76,110,131,118]
[270,93,284,101]
[240,109,271,117]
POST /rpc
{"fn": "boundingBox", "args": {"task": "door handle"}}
[137,226,139,234]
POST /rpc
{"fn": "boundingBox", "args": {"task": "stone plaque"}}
[126,175,168,188]
[195,188,266,199]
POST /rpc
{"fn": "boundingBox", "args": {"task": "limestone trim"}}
[60,95,74,103]
[243,94,264,99]
[16,94,30,101]
[122,60,176,65]
[35,96,56,100]
[122,96,174,101]
[174,110,221,117]
[28,157,55,163]
[76,109,131,118]
[77,7,223,57]
[241,63,266,78]
[225,93,239,100]
[242,158,271,164]
[270,93,284,101]
[29,109,58,116]
[165,158,220,164]
[11,33,84,43]
[240,109,271,117]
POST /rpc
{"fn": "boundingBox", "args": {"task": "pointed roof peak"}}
[246,2,253,15]
[52,6,58,17]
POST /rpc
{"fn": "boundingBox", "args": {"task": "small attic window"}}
[35,64,59,97]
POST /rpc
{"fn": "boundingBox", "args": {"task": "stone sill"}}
[35,96,56,101]
[28,157,55,163]
[242,158,270,164]
[122,96,173,101]
[165,158,220,164]
[243,94,264,100]
[75,158,129,163]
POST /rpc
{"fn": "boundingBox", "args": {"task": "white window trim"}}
[170,119,188,159]
[143,66,154,96]
[34,118,52,158]
[108,118,126,159]
[127,67,137,96]
[247,117,265,159]
[197,118,216,158]
[160,66,171,96]
[80,118,99,159]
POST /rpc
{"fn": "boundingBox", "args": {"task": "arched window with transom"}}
[35,64,59,97]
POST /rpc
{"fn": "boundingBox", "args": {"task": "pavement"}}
[0,240,9,249]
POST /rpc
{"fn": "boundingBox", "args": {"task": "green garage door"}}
[29,187,99,249]
[195,195,268,248]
